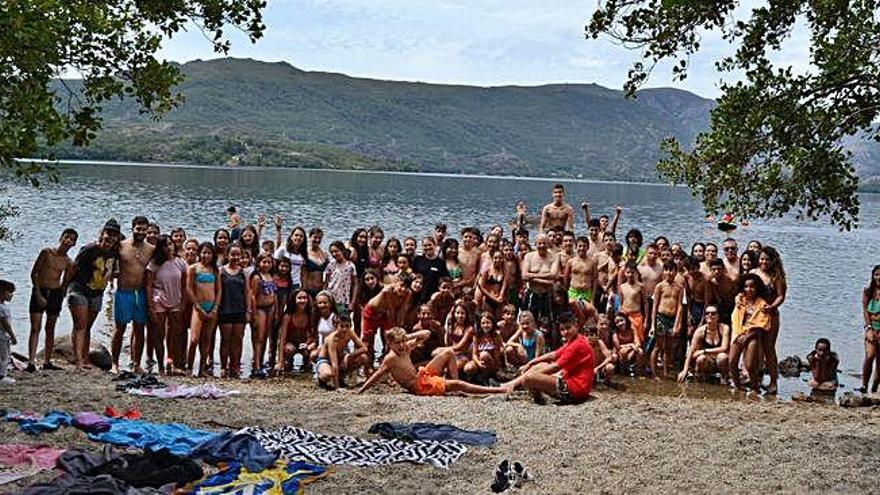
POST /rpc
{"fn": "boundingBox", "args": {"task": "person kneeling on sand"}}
[807,338,839,392]
[358,327,509,396]
[315,314,369,389]
[503,316,595,404]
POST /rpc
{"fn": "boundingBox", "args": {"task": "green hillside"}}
[46,57,880,183]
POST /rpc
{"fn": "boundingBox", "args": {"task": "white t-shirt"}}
[273,247,304,287]
[0,302,11,343]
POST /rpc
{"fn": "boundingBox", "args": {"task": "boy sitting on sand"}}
[358,327,509,396]
[807,338,839,392]
[315,314,369,389]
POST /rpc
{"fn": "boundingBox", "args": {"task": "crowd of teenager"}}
[3,183,877,401]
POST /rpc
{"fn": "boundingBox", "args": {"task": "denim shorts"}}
[67,289,103,313]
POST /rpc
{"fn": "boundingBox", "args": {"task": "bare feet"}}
[133,366,145,375]
[110,364,120,374]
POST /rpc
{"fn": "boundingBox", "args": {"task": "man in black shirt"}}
[413,237,448,299]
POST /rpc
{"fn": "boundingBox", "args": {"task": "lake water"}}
[2,162,879,398]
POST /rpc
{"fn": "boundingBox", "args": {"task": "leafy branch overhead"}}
[587,0,880,229]
[0,0,266,184]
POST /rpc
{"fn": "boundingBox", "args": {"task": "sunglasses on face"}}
[723,247,736,252]
[705,311,718,316]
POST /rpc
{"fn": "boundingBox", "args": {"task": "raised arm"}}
[609,206,622,235]
[581,202,591,227]
[273,215,283,252]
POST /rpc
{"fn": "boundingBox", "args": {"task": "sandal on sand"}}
[491,460,511,493]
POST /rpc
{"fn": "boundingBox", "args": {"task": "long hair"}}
[285,227,308,259]
[383,237,402,264]
[449,301,473,329]
[197,242,218,271]
[151,234,172,265]
[866,265,880,299]
[239,225,260,258]
[760,246,786,282]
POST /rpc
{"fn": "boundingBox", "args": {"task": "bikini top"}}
[368,250,383,268]
[485,272,504,286]
[384,261,400,275]
[704,328,722,348]
[305,255,329,273]
[257,275,277,296]
[196,271,216,284]
[447,264,463,280]
[867,298,880,315]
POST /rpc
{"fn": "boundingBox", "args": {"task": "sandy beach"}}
[2,370,879,494]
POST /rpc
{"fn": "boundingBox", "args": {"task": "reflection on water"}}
[2,163,879,400]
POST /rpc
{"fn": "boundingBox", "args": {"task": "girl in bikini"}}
[303,228,328,296]
[276,289,316,372]
[754,246,786,394]
[367,226,385,271]
[860,265,880,393]
[465,313,504,382]
[218,245,248,379]
[382,237,402,284]
[478,250,508,318]
[442,238,464,292]
[185,242,220,377]
[268,257,293,370]
[248,253,277,378]
[678,304,730,383]
[443,302,474,374]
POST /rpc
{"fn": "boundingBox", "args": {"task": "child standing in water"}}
[650,262,683,377]
[185,243,221,377]
[249,253,277,378]
[807,338,839,392]
[145,235,187,375]
[0,280,18,385]
[861,265,880,393]
[218,245,249,379]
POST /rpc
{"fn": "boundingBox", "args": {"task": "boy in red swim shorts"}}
[358,327,509,396]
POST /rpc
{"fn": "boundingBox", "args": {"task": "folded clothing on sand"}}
[368,422,497,446]
[0,444,65,470]
[190,431,277,473]
[72,412,111,434]
[242,425,468,469]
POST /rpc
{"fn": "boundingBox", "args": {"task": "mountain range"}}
[52,57,880,185]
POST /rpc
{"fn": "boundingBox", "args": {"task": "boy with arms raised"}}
[650,262,683,377]
[358,327,509,396]
[28,228,78,371]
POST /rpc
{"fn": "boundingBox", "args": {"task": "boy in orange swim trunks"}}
[358,327,509,396]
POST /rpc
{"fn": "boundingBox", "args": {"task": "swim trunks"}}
[625,311,645,345]
[689,301,705,327]
[29,288,65,316]
[114,288,147,325]
[415,366,446,396]
[361,305,391,339]
[567,287,593,304]
[654,313,675,337]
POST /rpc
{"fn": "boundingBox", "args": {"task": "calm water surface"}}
[2,163,878,398]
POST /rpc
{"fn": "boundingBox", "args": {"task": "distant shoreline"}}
[19,158,675,188]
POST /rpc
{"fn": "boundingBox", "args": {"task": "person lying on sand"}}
[807,338,839,392]
[357,327,509,396]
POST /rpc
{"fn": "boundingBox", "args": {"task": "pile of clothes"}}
[3,407,496,493]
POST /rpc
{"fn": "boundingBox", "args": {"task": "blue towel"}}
[88,419,219,456]
[190,431,278,472]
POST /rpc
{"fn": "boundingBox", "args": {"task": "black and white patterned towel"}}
[241,426,468,469]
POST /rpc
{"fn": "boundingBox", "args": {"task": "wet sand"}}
[2,370,879,494]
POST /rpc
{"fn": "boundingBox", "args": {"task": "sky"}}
[157,0,811,99]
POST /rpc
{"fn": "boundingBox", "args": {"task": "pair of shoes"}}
[252,367,268,379]
[0,376,15,385]
[41,362,63,371]
[491,459,532,492]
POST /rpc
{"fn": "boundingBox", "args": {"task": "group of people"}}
[1,184,870,402]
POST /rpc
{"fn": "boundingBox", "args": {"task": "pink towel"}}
[0,444,65,470]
